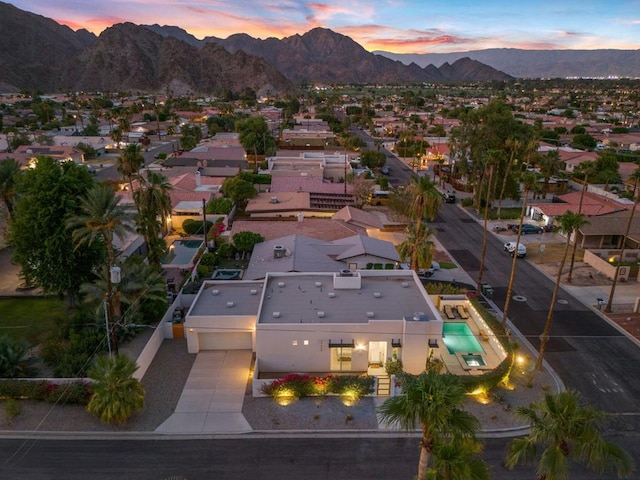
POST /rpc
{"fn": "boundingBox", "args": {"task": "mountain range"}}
[375,49,640,79]
[0,1,514,94]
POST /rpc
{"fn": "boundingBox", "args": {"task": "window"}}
[292,340,298,346]
[303,340,309,346]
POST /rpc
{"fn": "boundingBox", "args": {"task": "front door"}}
[368,341,387,368]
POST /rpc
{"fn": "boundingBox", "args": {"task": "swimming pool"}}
[162,239,203,266]
[442,322,484,355]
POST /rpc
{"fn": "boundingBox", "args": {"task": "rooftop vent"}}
[401,282,409,288]
[315,282,322,287]
[270,196,279,204]
[366,311,375,318]
[211,289,220,295]
[328,292,335,298]
[273,245,285,258]
[373,292,382,298]
[277,281,285,287]
[250,289,258,295]
[340,269,354,277]
[317,311,325,318]
[272,312,281,318]
[226,301,234,308]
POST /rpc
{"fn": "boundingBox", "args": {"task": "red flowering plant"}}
[260,373,315,399]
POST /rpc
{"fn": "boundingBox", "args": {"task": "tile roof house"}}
[243,234,401,280]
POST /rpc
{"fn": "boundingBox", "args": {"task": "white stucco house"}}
[184,270,442,375]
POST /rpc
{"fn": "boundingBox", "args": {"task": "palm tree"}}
[117,143,144,205]
[505,390,635,479]
[428,438,490,480]
[87,354,145,426]
[496,137,522,218]
[0,158,21,221]
[536,211,588,371]
[397,223,436,271]
[566,166,595,283]
[134,171,173,266]
[477,155,497,288]
[67,184,134,355]
[538,150,561,199]
[502,171,538,328]
[605,168,640,312]
[405,175,442,270]
[377,371,480,480]
[80,256,166,331]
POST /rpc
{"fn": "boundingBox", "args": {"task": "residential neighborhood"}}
[1,61,640,480]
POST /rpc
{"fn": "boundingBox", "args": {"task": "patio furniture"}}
[456,305,470,319]
[479,329,489,341]
[443,305,456,319]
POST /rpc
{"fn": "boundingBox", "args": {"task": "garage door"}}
[198,332,252,350]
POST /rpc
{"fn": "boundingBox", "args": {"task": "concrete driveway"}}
[155,350,253,434]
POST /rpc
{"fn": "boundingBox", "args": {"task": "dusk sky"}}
[10,0,640,53]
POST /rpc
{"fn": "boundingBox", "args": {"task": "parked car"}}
[442,191,456,203]
[380,165,390,175]
[504,242,527,257]
[511,223,543,234]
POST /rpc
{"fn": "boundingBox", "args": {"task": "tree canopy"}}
[9,157,100,301]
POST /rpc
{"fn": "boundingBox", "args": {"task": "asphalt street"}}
[434,202,640,415]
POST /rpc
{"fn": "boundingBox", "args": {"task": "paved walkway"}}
[155,350,253,434]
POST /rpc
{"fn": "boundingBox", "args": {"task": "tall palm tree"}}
[405,175,442,270]
[496,137,522,218]
[502,171,538,328]
[117,143,144,205]
[566,166,595,283]
[477,155,497,288]
[87,354,145,426]
[605,168,640,312]
[377,371,480,480]
[67,184,134,355]
[538,150,561,199]
[397,223,436,271]
[80,256,166,329]
[428,438,490,480]
[0,158,21,220]
[536,211,588,370]
[134,171,173,266]
[505,390,635,479]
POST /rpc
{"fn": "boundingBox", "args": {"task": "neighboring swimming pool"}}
[162,239,203,266]
[442,322,484,355]
[211,269,243,280]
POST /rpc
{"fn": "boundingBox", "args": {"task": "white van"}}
[504,242,526,258]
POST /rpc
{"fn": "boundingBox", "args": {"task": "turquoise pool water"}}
[442,322,484,355]
[162,240,203,265]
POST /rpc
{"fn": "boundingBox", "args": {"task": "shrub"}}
[0,335,37,378]
[87,355,145,425]
[45,381,92,405]
[4,398,21,421]
[196,264,212,278]
[461,197,473,207]
[260,373,315,399]
[199,252,217,266]
[385,356,403,376]
[260,374,374,401]
[331,375,375,401]
[182,219,213,235]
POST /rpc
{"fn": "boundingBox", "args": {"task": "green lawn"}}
[0,297,66,345]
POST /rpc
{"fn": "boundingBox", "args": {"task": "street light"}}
[104,265,121,356]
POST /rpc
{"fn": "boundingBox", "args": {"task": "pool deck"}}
[436,297,506,376]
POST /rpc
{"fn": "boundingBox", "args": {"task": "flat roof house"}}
[184,270,442,376]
